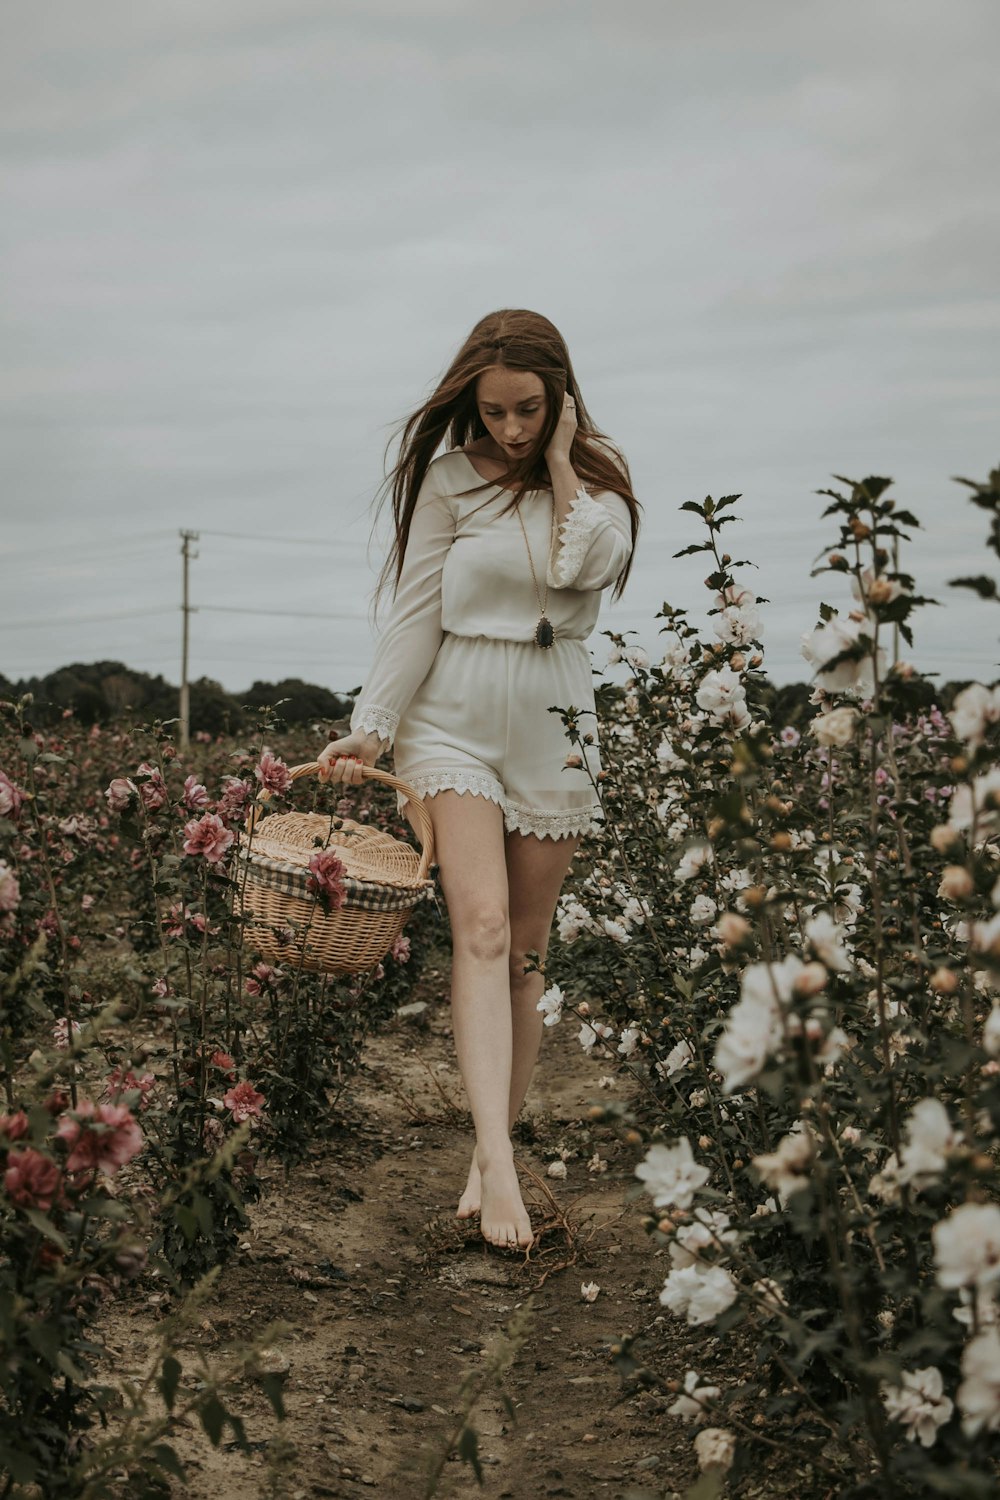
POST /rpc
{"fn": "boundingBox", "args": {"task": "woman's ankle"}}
[476,1138,514,1170]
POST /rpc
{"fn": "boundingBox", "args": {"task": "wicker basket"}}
[234,761,436,977]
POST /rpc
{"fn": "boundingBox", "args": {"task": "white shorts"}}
[391,631,605,840]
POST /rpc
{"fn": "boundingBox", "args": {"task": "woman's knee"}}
[453,904,510,962]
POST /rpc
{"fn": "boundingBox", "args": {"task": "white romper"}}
[349,448,634,840]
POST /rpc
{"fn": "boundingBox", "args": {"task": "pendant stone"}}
[535,616,554,648]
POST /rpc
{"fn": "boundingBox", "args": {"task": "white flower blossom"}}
[897,1098,963,1190]
[947,767,1000,838]
[635,1138,711,1209]
[693,1427,736,1473]
[669,1369,721,1423]
[601,916,632,944]
[577,1019,615,1056]
[674,843,713,883]
[535,984,565,1027]
[660,1264,738,1325]
[623,645,649,670]
[713,602,762,647]
[933,1202,1000,1289]
[669,1209,738,1269]
[984,1007,1000,1057]
[580,1281,601,1302]
[689,894,718,925]
[801,611,883,694]
[657,1038,695,1080]
[617,1024,643,1058]
[695,667,751,733]
[752,1123,816,1201]
[804,911,853,971]
[950,682,1000,749]
[957,1327,1000,1436]
[812,707,859,747]
[882,1367,954,1447]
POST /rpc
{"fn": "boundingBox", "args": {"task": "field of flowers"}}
[2,461,999,1498]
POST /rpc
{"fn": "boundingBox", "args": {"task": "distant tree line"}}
[0,657,969,736]
[0,661,357,734]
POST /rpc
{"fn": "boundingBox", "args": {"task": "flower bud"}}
[793,962,829,998]
[930,824,962,856]
[717,912,751,946]
[938,865,974,901]
[930,966,959,995]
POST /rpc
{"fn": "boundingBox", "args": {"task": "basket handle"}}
[244,761,435,880]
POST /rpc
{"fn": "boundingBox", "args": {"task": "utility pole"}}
[179,530,199,749]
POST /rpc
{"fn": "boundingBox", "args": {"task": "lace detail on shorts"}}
[351,703,399,746]
[504,800,605,840]
[550,488,607,588]
[401,768,506,807]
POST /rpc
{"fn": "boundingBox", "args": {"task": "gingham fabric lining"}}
[235,850,435,913]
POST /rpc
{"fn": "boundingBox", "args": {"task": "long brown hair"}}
[368,308,642,626]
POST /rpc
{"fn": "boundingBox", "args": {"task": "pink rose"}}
[255,750,292,795]
[4,1148,63,1211]
[102,1068,157,1110]
[222,1082,265,1122]
[135,763,169,812]
[0,1110,30,1142]
[0,861,20,914]
[182,775,210,811]
[182,813,235,864]
[390,933,411,964]
[105,777,138,813]
[56,1100,144,1175]
[0,769,24,819]
[52,1017,83,1050]
[307,849,347,908]
[216,776,250,824]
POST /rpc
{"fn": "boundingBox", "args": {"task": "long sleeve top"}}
[349,447,633,748]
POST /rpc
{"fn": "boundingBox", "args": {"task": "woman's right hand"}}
[316,730,386,786]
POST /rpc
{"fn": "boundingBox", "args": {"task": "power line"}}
[9,606,177,631]
[197,604,357,620]
[195,528,360,548]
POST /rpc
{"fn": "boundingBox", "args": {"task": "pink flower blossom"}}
[0,1110,30,1142]
[102,1068,157,1110]
[222,1082,265,1122]
[81,893,95,912]
[307,849,347,908]
[52,1017,83,1050]
[152,976,169,998]
[216,776,250,823]
[182,812,235,864]
[255,750,292,795]
[209,1050,236,1075]
[56,1100,144,1175]
[0,769,25,819]
[135,763,169,812]
[182,775,211,811]
[105,777,138,813]
[4,1148,63,1211]
[0,861,20,914]
[390,933,411,963]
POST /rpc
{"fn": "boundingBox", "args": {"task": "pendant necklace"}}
[515,495,559,649]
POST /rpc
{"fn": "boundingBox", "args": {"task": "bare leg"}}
[404,789,533,1248]
[457,827,582,1218]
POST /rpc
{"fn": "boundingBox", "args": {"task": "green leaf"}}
[261,1372,287,1420]
[149,1443,187,1482]
[199,1394,227,1447]
[159,1355,182,1411]
[23,1207,69,1251]
[456,1425,483,1482]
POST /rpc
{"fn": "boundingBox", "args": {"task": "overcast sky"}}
[2,0,998,702]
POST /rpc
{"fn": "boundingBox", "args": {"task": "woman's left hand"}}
[545,392,578,470]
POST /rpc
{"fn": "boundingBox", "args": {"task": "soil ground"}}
[102,948,832,1500]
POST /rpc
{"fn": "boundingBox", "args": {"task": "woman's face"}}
[475,366,548,461]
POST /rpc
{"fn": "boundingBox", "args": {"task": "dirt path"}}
[107,949,710,1499]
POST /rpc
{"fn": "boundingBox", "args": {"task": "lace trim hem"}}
[396,773,604,841]
[550,488,607,588]
[504,800,605,841]
[351,703,399,746]
[399,769,506,807]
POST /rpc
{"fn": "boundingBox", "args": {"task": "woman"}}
[317,309,641,1250]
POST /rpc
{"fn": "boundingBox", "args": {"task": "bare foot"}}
[478,1147,533,1249]
[456,1145,481,1220]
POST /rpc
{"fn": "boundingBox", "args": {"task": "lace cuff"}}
[548,488,609,588]
[350,703,399,747]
